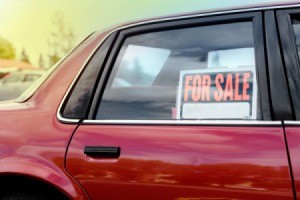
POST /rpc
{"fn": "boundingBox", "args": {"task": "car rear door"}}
[64,11,294,199]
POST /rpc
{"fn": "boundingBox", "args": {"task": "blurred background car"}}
[0,70,44,100]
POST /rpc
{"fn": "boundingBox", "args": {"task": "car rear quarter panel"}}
[0,30,113,199]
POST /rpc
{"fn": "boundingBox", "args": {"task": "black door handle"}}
[84,146,121,158]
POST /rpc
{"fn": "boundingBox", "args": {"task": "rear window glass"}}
[96,21,261,120]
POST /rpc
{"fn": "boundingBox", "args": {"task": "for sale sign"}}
[176,68,257,119]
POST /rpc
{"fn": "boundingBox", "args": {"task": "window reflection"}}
[112,45,170,87]
[292,16,300,59]
[97,22,259,120]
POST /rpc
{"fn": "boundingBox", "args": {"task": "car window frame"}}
[277,8,300,120]
[88,12,272,122]
[264,10,293,120]
[60,32,118,120]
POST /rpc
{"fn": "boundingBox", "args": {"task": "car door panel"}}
[66,124,293,200]
[283,125,300,200]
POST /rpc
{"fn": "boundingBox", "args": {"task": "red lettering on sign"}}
[201,75,211,101]
[214,74,224,102]
[223,74,233,101]
[242,73,250,100]
[234,73,242,101]
[192,75,201,101]
[182,71,251,103]
[184,75,193,101]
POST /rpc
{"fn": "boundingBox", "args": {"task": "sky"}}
[0,0,298,67]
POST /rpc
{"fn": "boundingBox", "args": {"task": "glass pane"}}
[292,16,300,58]
[97,21,260,120]
[112,45,171,87]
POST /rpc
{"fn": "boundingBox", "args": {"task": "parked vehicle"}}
[0,70,44,101]
[2,2,300,200]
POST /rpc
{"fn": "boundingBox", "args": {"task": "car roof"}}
[183,0,300,14]
[99,1,300,34]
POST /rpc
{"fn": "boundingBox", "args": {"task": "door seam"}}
[64,119,92,200]
[282,120,297,200]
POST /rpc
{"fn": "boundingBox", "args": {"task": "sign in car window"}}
[176,68,257,119]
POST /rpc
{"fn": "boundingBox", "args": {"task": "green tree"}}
[48,52,61,67]
[48,12,75,67]
[38,54,45,69]
[20,48,30,63]
[0,36,16,59]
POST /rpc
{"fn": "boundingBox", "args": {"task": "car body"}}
[2,1,300,200]
[0,70,44,101]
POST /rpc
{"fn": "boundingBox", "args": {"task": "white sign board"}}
[176,68,257,120]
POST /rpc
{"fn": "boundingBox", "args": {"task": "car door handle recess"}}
[84,146,121,158]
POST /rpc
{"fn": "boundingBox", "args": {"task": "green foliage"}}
[48,12,75,67]
[20,48,30,63]
[0,36,16,59]
[49,52,61,67]
[38,54,45,69]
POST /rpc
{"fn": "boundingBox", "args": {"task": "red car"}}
[2,2,300,200]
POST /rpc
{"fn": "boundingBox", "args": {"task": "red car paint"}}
[67,125,293,200]
[0,31,112,200]
[284,127,300,199]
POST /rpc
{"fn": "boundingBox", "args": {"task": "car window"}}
[24,74,42,82]
[2,74,24,82]
[111,45,171,88]
[292,15,300,59]
[96,21,261,120]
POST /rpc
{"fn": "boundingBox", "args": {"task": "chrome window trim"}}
[57,114,79,124]
[58,3,300,124]
[82,120,281,126]
[284,121,300,126]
